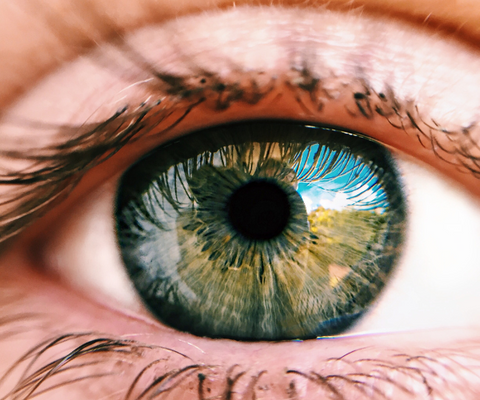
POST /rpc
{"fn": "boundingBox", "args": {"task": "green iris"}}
[115,121,406,340]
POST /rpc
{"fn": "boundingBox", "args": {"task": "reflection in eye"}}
[116,121,406,340]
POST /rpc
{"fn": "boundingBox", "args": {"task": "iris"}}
[115,121,406,340]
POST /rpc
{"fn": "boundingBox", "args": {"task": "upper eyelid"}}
[0,0,477,112]
[1,6,480,244]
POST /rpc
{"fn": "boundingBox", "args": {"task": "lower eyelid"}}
[1,259,479,400]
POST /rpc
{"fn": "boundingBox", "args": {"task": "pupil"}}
[227,180,291,240]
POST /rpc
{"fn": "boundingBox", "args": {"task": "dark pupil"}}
[227,180,290,240]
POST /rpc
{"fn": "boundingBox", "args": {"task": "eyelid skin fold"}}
[2,0,480,112]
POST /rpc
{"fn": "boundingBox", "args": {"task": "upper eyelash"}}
[0,38,479,244]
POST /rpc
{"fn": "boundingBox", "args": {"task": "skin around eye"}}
[2,3,480,400]
[1,0,480,111]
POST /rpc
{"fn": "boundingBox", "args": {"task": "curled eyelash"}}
[1,21,480,245]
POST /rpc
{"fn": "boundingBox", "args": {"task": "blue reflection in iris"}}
[294,143,388,213]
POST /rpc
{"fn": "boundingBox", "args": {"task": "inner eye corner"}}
[113,120,406,342]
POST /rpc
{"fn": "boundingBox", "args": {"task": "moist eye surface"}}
[115,121,406,340]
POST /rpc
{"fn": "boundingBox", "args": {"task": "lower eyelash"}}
[1,326,478,400]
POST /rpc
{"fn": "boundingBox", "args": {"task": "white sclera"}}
[353,156,480,334]
[43,181,144,314]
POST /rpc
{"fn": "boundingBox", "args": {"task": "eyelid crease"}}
[2,6,480,245]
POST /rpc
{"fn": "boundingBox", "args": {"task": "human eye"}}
[2,2,480,400]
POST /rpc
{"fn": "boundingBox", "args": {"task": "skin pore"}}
[1,0,480,399]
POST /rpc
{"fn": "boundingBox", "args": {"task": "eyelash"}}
[2,329,477,399]
[2,36,479,246]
